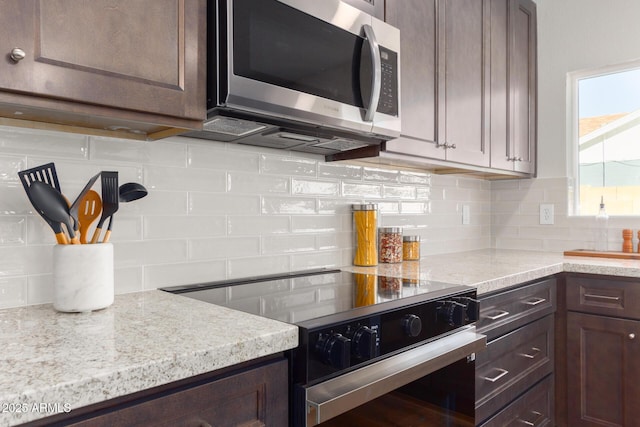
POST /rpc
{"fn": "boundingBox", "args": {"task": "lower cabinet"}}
[24,357,288,427]
[476,277,556,425]
[565,274,640,427]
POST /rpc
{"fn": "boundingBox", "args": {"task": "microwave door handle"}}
[362,24,381,123]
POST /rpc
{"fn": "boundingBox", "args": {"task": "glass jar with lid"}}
[352,204,378,266]
[402,235,421,261]
[378,227,403,263]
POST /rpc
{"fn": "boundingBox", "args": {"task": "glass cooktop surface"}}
[161,269,469,325]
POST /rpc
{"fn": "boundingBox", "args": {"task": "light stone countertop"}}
[342,249,640,294]
[4,249,640,426]
[0,290,298,427]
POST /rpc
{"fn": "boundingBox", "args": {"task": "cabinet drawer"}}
[479,375,553,427]
[475,315,554,423]
[566,274,640,320]
[478,278,556,340]
[66,358,288,427]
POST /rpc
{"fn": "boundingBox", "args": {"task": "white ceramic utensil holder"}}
[53,243,114,312]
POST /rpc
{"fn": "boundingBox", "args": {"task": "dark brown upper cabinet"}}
[489,0,537,175]
[0,0,206,140]
[385,0,491,168]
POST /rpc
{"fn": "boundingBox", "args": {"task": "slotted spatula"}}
[18,163,68,244]
[91,172,119,244]
[78,190,102,244]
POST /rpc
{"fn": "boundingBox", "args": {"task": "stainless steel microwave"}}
[185,0,401,155]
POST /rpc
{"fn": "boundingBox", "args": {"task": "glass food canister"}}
[402,235,421,261]
[379,227,403,263]
[352,204,378,266]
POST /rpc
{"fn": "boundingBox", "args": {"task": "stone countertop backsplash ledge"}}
[0,290,298,427]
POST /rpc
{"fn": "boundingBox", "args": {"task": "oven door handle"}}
[304,326,487,427]
[362,24,381,123]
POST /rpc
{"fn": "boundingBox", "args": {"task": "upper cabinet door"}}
[510,0,537,174]
[385,0,489,166]
[489,0,537,174]
[438,0,490,167]
[0,0,205,134]
[384,0,442,160]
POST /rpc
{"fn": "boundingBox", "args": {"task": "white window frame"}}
[567,59,640,216]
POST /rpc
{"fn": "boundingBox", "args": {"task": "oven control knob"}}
[456,297,479,322]
[438,301,467,326]
[352,326,378,360]
[317,333,351,369]
[402,314,422,337]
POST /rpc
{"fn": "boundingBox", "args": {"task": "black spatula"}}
[91,171,119,244]
[18,163,68,244]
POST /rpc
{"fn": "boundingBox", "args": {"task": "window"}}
[571,63,640,216]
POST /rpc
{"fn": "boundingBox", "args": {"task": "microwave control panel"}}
[377,46,399,117]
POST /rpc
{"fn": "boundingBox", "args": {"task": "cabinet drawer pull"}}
[522,297,546,306]
[584,293,621,302]
[517,410,543,426]
[518,346,541,359]
[482,368,509,383]
[10,47,26,62]
[485,310,510,320]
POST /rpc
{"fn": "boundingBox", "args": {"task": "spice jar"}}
[402,235,420,261]
[378,227,403,263]
[352,204,378,266]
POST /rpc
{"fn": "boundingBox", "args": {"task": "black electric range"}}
[161,268,479,385]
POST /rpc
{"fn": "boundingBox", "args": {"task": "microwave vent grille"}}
[203,117,267,137]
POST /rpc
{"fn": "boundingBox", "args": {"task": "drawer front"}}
[67,358,288,427]
[566,274,640,320]
[475,315,554,423]
[479,375,554,427]
[478,278,556,340]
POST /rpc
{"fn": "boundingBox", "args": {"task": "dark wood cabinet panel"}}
[567,312,640,427]
[477,277,556,341]
[24,358,288,427]
[566,274,640,320]
[479,375,553,427]
[384,0,442,160]
[475,315,554,423]
[384,0,489,166]
[0,0,205,139]
[489,0,537,174]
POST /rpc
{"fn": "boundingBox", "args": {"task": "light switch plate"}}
[539,204,554,225]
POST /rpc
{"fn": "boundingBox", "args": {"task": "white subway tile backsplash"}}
[144,216,225,240]
[0,217,25,245]
[0,125,88,159]
[144,166,226,192]
[318,163,363,180]
[188,142,260,172]
[114,240,188,267]
[190,193,259,215]
[363,167,399,182]
[261,196,316,215]
[0,123,500,307]
[228,172,290,194]
[228,255,290,278]
[144,260,226,288]
[292,179,340,196]
[0,155,25,182]
[342,182,382,198]
[262,234,316,254]
[0,277,26,308]
[90,137,187,167]
[189,237,260,260]
[291,215,343,233]
[228,216,289,235]
[260,154,317,176]
[383,185,416,200]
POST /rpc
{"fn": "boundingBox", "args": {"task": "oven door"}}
[301,326,486,426]
[221,0,400,138]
